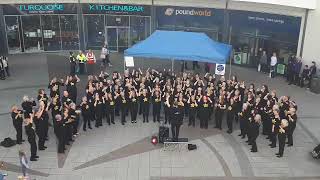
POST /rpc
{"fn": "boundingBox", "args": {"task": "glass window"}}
[5,16,21,53]
[41,15,61,51]
[129,16,150,46]
[21,15,43,52]
[106,15,129,26]
[60,15,79,50]
[84,15,105,49]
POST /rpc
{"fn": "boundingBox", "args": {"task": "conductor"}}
[166,97,183,141]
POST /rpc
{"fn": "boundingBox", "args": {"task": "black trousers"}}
[65,124,73,143]
[226,112,234,131]
[240,120,248,137]
[73,116,79,135]
[37,124,46,149]
[5,66,10,76]
[142,104,150,122]
[215,110,224,129]
[287,124,296,145]
[278,133,286,156]
[171,123,181,140]
[200,114,209,129]
[153,105,161,122]
[107,107,115,124]
[188,110,196,126]
[70,63,76,76]
[14,125,23,143]
[164,107,170,124]
[270,131,278,147]
[130,105,138,122]
[28,137,37,158]
[121,107,127,124]
[95,114,103,127]
[82,115,91,130]
[251,135,258,152]
[55,128,65,153]
[43,113,49,138]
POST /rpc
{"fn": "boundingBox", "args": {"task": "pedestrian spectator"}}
[86,49,96,74]
[2,56,9,77]
[259,51,268,73]
[100,44,111,67]
[19,150,29,178]
[287,55,295,84]
[300,65,310,88]
[0,57,5,80]
[270,52,277,78]
[308,61,317,89]
[69,52,76,76]
[76,50,87,75]
[293,57,302,85]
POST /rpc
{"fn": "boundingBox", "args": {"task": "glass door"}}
[106,27,117,51]
[105,27,129,52]
[21,15,43,52]
[117,27,129,52]
[5,16,22,53]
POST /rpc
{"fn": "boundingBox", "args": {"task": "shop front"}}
[3,3,79,53]
[229,10,302,67]
[155,6,224,41]
[82,4,151,52]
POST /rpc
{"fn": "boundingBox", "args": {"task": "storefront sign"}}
[230,10,301,33]
[156,6,224,29]
[82,4,150,16]
[3,4,77,15]
[164,7,212,17]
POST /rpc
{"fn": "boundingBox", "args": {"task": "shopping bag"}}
[258,64,261,72]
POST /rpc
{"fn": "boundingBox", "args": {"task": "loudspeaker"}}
[159,126,169,144]
[188,144,197,151]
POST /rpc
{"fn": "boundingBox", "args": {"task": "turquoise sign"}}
[19,4,64,12]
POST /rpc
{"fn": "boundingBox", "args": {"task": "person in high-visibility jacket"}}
[86,49,96,74]
[76,50,87,74]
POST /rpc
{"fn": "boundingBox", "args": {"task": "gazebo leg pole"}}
[171,59,174,71]
[229,57,232,80]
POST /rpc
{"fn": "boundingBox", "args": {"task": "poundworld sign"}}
[83,4,150,15]
[164,7,212,17]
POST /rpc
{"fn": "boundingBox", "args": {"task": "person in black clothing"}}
[21,95,36,118]
[34,102,47,151]
[238,103,250,139]
[48,96,62,126]
[37,89,50,140]
[48,77,64,99]
[308,61,317,89]
[69,51,77,76]
[65,75,80,104]
[287,107,297,147]
[24,114,39,161]
[69,103,79,136]
[215,96,226,130]
[80,96,92,131]
[11,105,24,144]
[270,108,281,148]
[300,65,310,88]
[54,114,65,153]
[106,93,115,125]
[250,114,261,153]
[187,95,198,127]
[163,92,171,124]
[276,119,288,158]
[140,89,150,123]
[166,97,183,141]
[152,90,162,123]
[226,98,236,133]
[119,92,128,125]
[62,91,73,109]
[198,95,212,129]
[129,90,139,123]
[94,93,104,127]
[63,108,74,145]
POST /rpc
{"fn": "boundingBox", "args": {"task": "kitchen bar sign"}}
[82,4,151,16]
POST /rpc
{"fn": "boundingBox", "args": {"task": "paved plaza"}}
[0,53,320,180]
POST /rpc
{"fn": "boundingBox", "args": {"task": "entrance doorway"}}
[105,27,129,52]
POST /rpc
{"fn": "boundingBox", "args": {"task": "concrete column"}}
[0,5,9,55]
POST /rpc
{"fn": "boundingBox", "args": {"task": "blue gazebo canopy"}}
[124,30,231,64]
